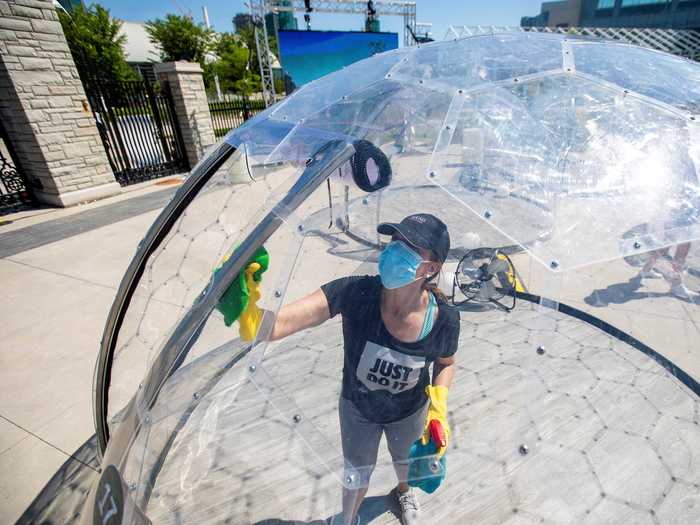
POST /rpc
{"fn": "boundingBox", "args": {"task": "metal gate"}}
[209,96,267,138]
[84,77,189,186]
[0,119,35,215]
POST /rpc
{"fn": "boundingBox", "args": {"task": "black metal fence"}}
[208,96,267,138]
[83,78,189,186]
[0,119,35,215]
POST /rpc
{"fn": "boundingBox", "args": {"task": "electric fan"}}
[452,247,518,311]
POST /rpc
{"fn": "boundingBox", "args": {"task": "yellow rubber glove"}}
[239,262,262,341]
[421,385,450,458]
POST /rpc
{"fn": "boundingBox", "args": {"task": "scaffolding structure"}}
[249,0,417,106]
[445,25,700,62]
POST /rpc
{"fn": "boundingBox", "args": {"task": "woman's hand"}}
[421,356,456,457]
[421,385,450,457]
[267,288,331,341]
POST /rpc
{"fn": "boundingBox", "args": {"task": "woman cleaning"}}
[268,213,460,525]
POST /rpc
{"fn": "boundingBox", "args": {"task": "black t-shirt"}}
[321,275,460,424]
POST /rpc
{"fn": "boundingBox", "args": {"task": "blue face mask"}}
[378,240,427,289]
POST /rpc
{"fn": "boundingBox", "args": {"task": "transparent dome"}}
[86,33,700,525]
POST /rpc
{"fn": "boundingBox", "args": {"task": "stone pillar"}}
[0,0,120,207]
[154,61,216,169]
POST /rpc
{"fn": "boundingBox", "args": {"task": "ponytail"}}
[423,272,448,303]
[423,249,448,303]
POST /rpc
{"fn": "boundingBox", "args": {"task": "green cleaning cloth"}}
[215,246,269,327]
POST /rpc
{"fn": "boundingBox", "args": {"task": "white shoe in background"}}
[639,268,663,279]
[670,281,693,300]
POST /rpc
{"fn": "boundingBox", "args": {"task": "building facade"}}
[523,0,700,29]
[522,0,583,28]
[580,0,700,29]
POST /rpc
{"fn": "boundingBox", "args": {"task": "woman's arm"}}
[432,356,455,388]
[266,288,331,341]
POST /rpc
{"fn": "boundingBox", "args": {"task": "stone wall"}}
[0,0,119,206]
[154,62,216,169]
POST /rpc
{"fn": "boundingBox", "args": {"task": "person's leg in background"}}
[672,241,691,272]
[640,248,667,279]
[670,241,693,299]
[338,397,382,525]
[640,218,673,280]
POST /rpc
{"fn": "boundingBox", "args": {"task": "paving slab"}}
[0,261,113,439]
[15,435,99,525]
[0,417,29,455]
[7,208,161,290]
[0,435,68,524]
[0,183,175,523]
[0,258,113,338]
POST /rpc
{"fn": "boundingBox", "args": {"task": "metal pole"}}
[203,6,223,100]
[250,0,277,106]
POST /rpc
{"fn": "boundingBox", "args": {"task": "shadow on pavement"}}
[584,275,699,307]
[253,493,399,525]
[16,435,99,525]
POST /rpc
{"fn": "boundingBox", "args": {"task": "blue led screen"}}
[278,30,399,89]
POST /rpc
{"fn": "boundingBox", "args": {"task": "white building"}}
[118,21,161,81]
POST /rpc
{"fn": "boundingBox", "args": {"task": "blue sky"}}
[98,0,544,43]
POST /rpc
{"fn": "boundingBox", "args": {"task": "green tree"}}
[212,32,259,95]
[145,14,214,64]
[58,3,136,83]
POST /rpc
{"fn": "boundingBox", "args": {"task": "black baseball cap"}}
[377,213,450,263]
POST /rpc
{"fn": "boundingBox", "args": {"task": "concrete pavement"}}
[0,178,181,523]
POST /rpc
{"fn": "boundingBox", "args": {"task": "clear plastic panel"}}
[108,150,302,432]
[244,194,530,521]
[555,243,700,384]
[391,33,564,92]
[91,33,700,525]
[265,79,454,172]
[223,116,296,172]
[571,41,700,114]
[511,248,700,521]
[222,100,291,148]
[112,170,345,502]
[432,73,699,271]
[132,366,450,524]
[116,228,307,518]
[269,47,414,124]
[117,180,532,523]
[101,176,700,525]
[130,162,340,420]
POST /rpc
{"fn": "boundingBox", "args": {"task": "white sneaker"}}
[670,282,693,300]
[639,268,663,279]
[395,487,420,525]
